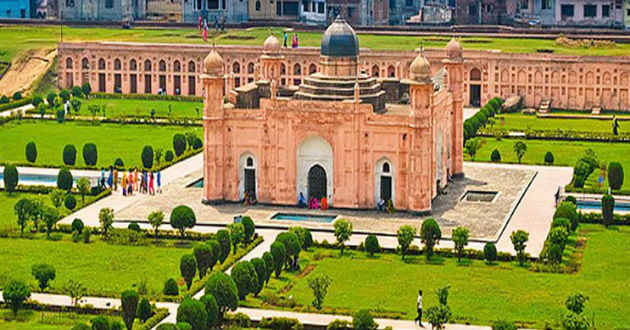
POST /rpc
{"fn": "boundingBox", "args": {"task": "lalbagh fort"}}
[0,9,629,330]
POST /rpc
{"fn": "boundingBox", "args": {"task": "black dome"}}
[321,16,359,57]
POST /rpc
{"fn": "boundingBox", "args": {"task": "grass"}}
[78,97,203,119]
[3,25,630,64]
[0,119,201,168]
[0,310,104,330]
[247,224,630,329]
[470,137,630,190]
[492,113,625,134]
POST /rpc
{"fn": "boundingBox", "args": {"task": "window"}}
[82,58,89,69]
[247,62,255,74]
[159,60,166,72]
[66,0,74,7]
[114,59,121,70]
[98,58,106,70]
[382,162,390,173]
[188,61,196,73]
[602,4,610,17]
[255,0,261,10]
[348,7,354,17]
[208,0,219,9]
[542,0,551,10]
[66,58,73,69]
[246,157,253,167]
[174,60,181,72]
[583,4,596,17]
[105,0,113,8]
[561,4,574,17]
[129,59,137,70]
[232,62,240,74]
[194,0,201,10]
[317,2,324,13]
[144,59,152,71]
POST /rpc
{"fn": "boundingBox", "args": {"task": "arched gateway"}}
[308,165,327,200]
[297,136,333,203]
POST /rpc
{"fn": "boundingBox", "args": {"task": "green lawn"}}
[471,137,630,190]
[492,113,625,134]
[0,236,189,297]
[79,97,203,119]
[0,310,102,330]
[248,225,629,329]
[0,120,201,168]
[2,25,630,63]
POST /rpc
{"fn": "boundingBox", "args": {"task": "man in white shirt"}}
[414,289,424,327]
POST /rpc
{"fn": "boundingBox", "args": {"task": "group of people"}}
[243,191,257,206]
[100,166,162,197]
[297,192,328,210]
[376,198,395,213]
[283,32,300,48]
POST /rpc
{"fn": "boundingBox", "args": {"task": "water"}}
[577,200,630,213]
[0,173,92,186]
[189,178,203,188]
[271,213,337,223]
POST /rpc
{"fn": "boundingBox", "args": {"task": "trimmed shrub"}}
[142,146,154,169]
[121,290,139,330]
[215,229,231,263]
[64,194,77,210]
[3,164,18,194]
[554,202,579,232]
[165,150,175,162]
[63,144,77,166]
[176,298,207,330]
[490,149,501,162]
[156,324,177,330]
[608,162,624,190]
[59,89,71,102]
[26,141,37,163]
[71,86,83,97]
[259,317,304,330]
[180,254,197,290]
[491,319,517,330]
[12,91,22,100]
[193,243,213,278]
[173,134,187,157]
[602,194,615,228]
[114,158,125,169]
[71,322,91,330]
[327,319,352,330]
[0,95,8,104]
[128,222,141,232]
[200,294,219,329]
[163,278,179,296]
[56,109,66,123]
[250,258,266,296]
[137,297,152,323]
[32,95,44,107]
[262,251,274,284]
[483,242,497,264]
[565,195,577,205]
[270,241,286,278]
[204,272,238,315]
[31,263,56,292]
[352,310,378,330]
[544,151,554,165]
[364,234,380,257]
[57,167,73,191]
[82,82,91,96]
[241,216,255,243]
[192,136,203,150]
[552,218,571,233]
[420,218,441,260]
[46,92,56,107]
[71,218,84,234]
[231,260,259,300]
[171,205,196,238]
[82,143,98,166]
[90,316,110,330]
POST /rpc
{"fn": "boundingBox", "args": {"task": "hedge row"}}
[21,112,202,127]
[0,96,34,112]
[478,127,630,142]
[565,185,630,196]
[90,92,203,103]
[579,212,630,226]
[134,308,170,330]
[464,97,504,141]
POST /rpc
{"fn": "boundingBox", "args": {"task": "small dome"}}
[321,16,359,57]
[446,37,463,61]
[410,52,431,82]
[203,49,224,75]
[263,34,281,54]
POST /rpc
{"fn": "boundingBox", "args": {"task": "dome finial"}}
[263,32,281,55]
[203,48,224,76]
[446,37,463,62]
[321,15,359,57]
[410,51,431,83]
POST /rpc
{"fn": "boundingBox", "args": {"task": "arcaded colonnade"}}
[58,42,630,111]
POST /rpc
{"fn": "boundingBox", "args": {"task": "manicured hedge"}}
[478,128,630,142]
[579,212,630,226]
[132,308,170,330]
[464,97,504,141]
[0,97,33,112]
[91,92,203,103]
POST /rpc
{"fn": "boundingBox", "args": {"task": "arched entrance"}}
[238,153,257,201]
[307,165,327,200]
[374,158,394,206]
[469,68,482,106]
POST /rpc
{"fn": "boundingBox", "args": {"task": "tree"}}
[63,144,77,166]
[154,148,164,167]
[50,188,66,208]
[200,294,219,329]
[14,198,32,235]
[2,279,31,316]
[71,86,83,97]
[228,222,245,253]
[71,98,81,116]
[545,151,554,165]
[90,316,111,330]
[333,219,353,255]
[207,240,221,270]
[32,95,44,107]
[46,92,57,107]
[193,243,214,279]
[142,146,154,169]
[171,205,196,238]
[513,141,527,164]
[250,258,266,296]
[42,206,59,237]
[64,279,86,306]
[608,162,624,190]
[59,89,71,102]
[137,297,152,323]
[397,225,416,260]
[76,177,91,205]
[275,232,301,269]
[180,254,197,290]
[270,241,286,277]
[215,229,231,263]
[31,263,56,292]
[82,82,91,97]
[452,226,470,261]
[426,286,452,330]
[483,242,497,264]
[262,252,274,284]
[121,290,139,330]
[231,260,259,300]
[57,167,73,192]
[65,194,77,210]
[308,274,332,310]
[420,218,441,260]
[290,226,313,250]
[510,230,529,266]
[99,207,114,239]
[163,278,179,296]
[241,216,255,243]
[192,136,203,149]
[26,141,37,163]
[490,149,501,162]
[165,150,175,162]
[177,298,208,330]
[554,202,579,232]
[465,138,481,161]
[602,194,615,228]
[173,133,187,157]
[204,272,239,317]
[352,310,378,330]
[3,164,18,195]
[83,143,98,166]
[148,210,164,241]
[563,293,590,330]
[13,91,22,100]
[364,234,380,257]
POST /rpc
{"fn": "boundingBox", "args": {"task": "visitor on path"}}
[377,198,386,212]
[121,172,128,196]
[133,168,139,191]
[321,197,328,210]
[113,167,118,191]
[292,33,298,48]
[149,172,155,195]
[414,290,423,327]
[283,32,288,48]
[613,115,620,135]
[100,168,106,189]
[157,170,162,193]
[139,172,146,194]
[107,166,113,189]
[128,170,134,196]
[298,192,307,208]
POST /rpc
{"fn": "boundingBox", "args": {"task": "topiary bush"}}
[32,95,43,107]
[57,167,73,192]
[352,309,378,330]
[204,272,238,315]
[82,143,98,166]
[608,161,624,190]
[192,136,203,150]
[231,260,259,300]
[59,89,71,102]
[483,242,497,264]
[544,151,554,165]
[25,141,37,163]
[173,134,187,157]
[114,158,125,169]
[63,144,77,166]
[165,150,175,162]
[200,294,219,329]
[259,317,304,330]
[71,86,83,97]
[364,234,380,257]
[163,278,179,296]
[142,145,154,169]
[3,164,19,194]
[490,149,501,163]
[170,205,196,238]
[82,82,91,97]
[137,297,152,323]
[56,109,65,123]
[64,194,77,210]
[554,201,579,232]
[602,194,615,228]
[128,222,141,232]
[176,298,207,330]
[71,218,84,234]
[241,216,255,243]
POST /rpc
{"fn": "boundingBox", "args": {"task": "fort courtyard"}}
[1,20,629,330]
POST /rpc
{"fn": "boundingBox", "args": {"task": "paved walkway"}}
[463,107,480,120]
[0,165,100,188]
[59,153,203,226]
[0,103,34,118]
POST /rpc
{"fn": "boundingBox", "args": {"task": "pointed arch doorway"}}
[307,165,327,200]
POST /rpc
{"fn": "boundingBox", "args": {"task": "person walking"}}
[414,290,423,327]
[149,172,155,195]
[133,168,139,191]
[113,167,118,191]
[107,166,113,189]
[612,115,620,136]
[283,32,288,48]
[156,170,162,193]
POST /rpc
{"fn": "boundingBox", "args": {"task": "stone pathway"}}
[0,103,34,117]
[0,165,100,188]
